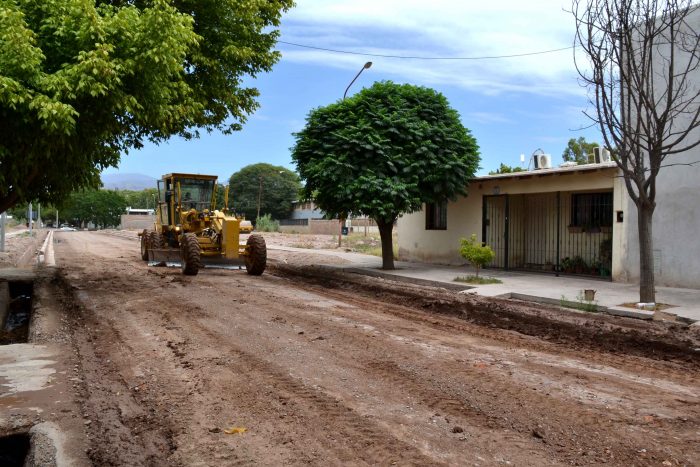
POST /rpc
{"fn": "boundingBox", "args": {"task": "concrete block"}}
[606,306,654,320]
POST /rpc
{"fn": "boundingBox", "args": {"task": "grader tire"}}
[140,230,149,260]
[180,233,202,276]
[149,231,165,249]
[245,234,267,276]
[148,231,166,266]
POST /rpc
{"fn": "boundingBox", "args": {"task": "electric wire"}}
[277,40,575,60]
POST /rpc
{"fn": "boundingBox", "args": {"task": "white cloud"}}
[279,0,584,96]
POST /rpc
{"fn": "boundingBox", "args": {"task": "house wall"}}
[617,131,700,289]
[615,7,700,289]
[120,214,155,231]
[397,168,618,264]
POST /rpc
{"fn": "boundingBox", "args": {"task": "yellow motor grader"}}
[139,173,265,276]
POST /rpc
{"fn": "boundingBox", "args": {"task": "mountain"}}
[101,173,157,191]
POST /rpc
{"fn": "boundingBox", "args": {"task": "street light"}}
[343,61,372,100]
[338,62,373,246]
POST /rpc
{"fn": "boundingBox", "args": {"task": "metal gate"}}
[482,192,613,277]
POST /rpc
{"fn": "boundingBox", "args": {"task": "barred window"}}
[571,192,613,227]
[425,201,447,230]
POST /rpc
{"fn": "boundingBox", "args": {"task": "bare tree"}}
[572,0,700,302]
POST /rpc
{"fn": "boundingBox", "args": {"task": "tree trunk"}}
[637,204,655,303]
[376,218,395,270]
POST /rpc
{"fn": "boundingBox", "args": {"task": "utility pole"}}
[37,203,41,229]
[256,175,263,221]
[28,202,33,235]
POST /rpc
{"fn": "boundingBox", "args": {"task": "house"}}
[397,155,699,289]
[289,200,325,221]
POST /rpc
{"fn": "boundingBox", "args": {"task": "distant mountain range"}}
[101,173,157,191]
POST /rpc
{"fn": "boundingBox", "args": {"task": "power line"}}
[277,40,574,60]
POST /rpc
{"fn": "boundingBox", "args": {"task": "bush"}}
[255,214,279,232]
[459,234,495,278]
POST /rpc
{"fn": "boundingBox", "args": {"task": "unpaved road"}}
[48,230,698,466]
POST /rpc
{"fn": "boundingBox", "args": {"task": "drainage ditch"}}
[0,433,31,466]
[0,280,34,345]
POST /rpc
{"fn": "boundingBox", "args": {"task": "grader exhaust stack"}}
[139,173,266,276]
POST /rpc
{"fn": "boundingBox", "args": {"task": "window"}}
[571,192,613,227]
[425,201,447,230]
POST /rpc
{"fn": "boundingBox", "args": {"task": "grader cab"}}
[139,173,265,276]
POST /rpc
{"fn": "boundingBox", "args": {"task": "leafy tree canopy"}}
[292,81,480,269]
[562,137,598,165]
[0,0,293,213]
[228,163,301,221]
[488,163,524,175]
[120,188,159,210]
[63,189,127,228]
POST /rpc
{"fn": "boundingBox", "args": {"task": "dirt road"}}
[50,230,698,466]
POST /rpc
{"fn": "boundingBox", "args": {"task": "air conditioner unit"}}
[594,147,612,163]
[533,153,552,169]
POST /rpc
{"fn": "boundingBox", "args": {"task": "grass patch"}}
[560,293,599,313]
[453,275,503,285]
[341,233,398,259]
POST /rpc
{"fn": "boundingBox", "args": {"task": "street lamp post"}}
[343,61,372,100]
[338,61,373,247]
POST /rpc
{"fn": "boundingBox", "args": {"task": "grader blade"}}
[148,248,182,267]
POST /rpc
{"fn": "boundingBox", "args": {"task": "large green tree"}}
[0,0,292,213]
[292,81,481,270]
[63,189,127,228]
[228,163,301,221]
[121,188,159,210]
[562,137,599,165]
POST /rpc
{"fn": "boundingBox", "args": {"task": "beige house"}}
[397,159,698,289]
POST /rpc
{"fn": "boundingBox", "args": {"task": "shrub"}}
[459,234,495,278]
[255,214,279,232]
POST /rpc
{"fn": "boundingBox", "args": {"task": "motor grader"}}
[139,173,265,276]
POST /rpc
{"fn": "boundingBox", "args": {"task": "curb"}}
[344,267,474,291]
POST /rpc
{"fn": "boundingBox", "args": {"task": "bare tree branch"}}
[572,0,700,302]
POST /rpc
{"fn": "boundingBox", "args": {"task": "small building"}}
[120,207,155,230]
[398,157,699,289]
[289,200,324,221]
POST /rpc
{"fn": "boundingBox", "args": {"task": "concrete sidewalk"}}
[268,245,700,324]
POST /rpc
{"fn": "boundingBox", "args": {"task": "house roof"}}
[475,162,618,182]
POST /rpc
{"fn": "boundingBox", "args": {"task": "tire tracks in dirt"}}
[51,231,699,465]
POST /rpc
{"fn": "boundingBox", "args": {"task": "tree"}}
[228,164,301,221]
[488,163,525,175]
[459,234,496,278]
[572,0,700,302]
[562,137,599,164]
[121,189,159,210]
[63,189,127,228]
[0,0,292,213]
[292,81,481,270]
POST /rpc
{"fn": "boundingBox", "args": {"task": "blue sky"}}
[104,0,602,181]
